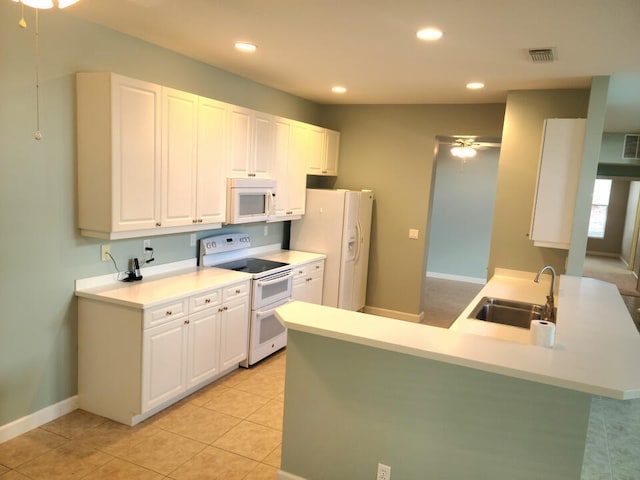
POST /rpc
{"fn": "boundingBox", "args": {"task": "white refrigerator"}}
[290,188,374,311]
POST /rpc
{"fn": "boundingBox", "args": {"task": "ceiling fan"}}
[447,137,501,158]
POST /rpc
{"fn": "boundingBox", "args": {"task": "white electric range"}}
[199,233,293,366]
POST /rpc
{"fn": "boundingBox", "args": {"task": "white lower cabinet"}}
[143,317,188,412]
[291,260,324,304]
[78,279,249,426]
[220,296,250,369]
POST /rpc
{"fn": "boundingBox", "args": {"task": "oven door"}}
[252,270,293,310]
[247,298,289,365]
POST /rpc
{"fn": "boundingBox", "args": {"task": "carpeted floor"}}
[582,255,640,296]
[421,277,483,328]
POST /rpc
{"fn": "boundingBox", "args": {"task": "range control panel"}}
[200,233,251,255]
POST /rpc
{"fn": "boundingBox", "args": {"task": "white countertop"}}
[258,249,326,265]
[74,250,325,309]
[75,266,251,309]
[276,270,640,400]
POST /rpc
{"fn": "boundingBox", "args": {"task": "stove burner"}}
[215,257,288,274]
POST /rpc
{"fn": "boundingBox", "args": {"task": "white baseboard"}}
[277,471,307,480]
[426,271,487,285]
[0,396,79,444]
[363,306,424,323]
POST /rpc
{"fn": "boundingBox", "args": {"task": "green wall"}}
[281,330,591,480]
[0,3,319,427]
[318,104,506,315]
[487,89,591,277]
[427,145,500,280]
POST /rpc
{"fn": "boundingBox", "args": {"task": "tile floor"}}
[0,350,286,480]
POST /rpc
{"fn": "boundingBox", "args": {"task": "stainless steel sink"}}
[469,297,555,329]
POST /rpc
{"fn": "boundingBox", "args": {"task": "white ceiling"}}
[66,0,640,131]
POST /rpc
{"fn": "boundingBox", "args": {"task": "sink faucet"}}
[534,265,556,322]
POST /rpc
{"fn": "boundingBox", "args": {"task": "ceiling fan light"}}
[21,0,54,8]
[451,145,477,158]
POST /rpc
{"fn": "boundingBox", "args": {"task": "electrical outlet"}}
[143,239,151,249]
[190,233,196,247]
[409,229,419,239]
[100,244,111,262]
[377,463,391,480]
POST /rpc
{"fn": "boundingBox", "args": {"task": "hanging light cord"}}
[34,8,43,140]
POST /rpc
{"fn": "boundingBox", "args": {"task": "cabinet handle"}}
[306,278,311,282]
[205,298,211,304]
[166,310,172,316]
[286,211,293,215]
[192,219,197,224]
[315,265,320,270]
[235,289,241,294]
[298,270,304,274]
[248,172,256,177]
[156,222,162,227]
[184,319,190,325]
[223,306,228,311]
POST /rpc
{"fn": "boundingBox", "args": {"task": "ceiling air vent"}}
[623,134,640,160]
[528,48,556,63]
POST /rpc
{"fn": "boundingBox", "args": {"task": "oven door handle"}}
[256,271,293,287]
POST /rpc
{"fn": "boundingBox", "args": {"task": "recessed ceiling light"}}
[466,82,485,90]
[235,42,257,52]
[331,86,347,94]
[416,28,443,41]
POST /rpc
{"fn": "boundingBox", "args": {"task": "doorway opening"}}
[422,135,501,328]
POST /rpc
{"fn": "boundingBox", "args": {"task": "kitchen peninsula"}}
[275,271,640,480]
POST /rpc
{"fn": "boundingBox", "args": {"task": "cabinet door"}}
[111,75,162,232]
[287,124,308,215]
[186,308,221,388]
[305,125,326,175]
[324,129,340,176]
[530,118,586,248]
[252,111,274,178]
[142,319,188,412]
[291,273,308,302]
[196,97,227,224]
[219,296,250,370]
[307,269,324,305]
[161,88,198,227]
[227,105,252,177]
[273,118,293,216]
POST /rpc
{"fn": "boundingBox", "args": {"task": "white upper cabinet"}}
[77,72,162,237]
[306,127,340,176]
[196,97,228,225]
[324,129,341,176]
[77,72,340,239]
[161,88,198,228]
[227,105,274,178]
[530,118,587,249]
[271,118,307,219]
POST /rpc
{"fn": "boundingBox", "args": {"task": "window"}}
[588,179,612,238]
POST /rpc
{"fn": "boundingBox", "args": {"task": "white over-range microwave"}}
[226,177,277,224]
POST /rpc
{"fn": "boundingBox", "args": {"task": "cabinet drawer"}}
[189,288,221,313]
[144,299,188,329]
[292,265,308,279]
[308,260,324,274]
[223,281,249,302]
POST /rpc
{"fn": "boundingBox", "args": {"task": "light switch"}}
[409,229,419,239]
